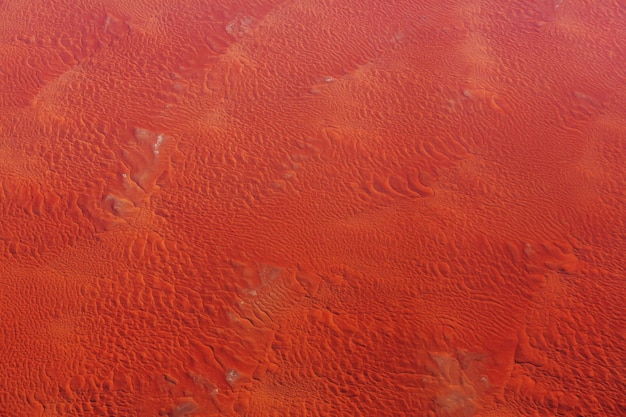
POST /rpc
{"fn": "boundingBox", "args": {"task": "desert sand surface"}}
[0,0,625,416]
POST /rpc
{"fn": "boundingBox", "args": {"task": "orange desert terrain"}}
[0,0,625,416]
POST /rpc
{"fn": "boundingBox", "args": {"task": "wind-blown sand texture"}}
[0,0,625,415]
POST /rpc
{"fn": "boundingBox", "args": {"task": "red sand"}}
[0,0,625,416]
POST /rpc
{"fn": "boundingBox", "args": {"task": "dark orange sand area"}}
[1,0,625,416]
